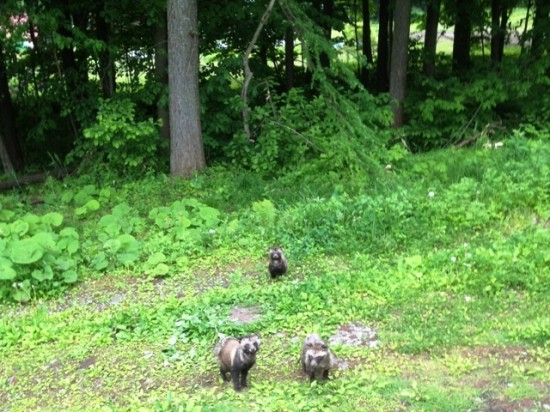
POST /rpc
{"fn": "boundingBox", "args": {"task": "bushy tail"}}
[213,334,229,357]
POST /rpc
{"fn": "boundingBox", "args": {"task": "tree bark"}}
[389,0,411,128]
[155,10,170,140]
[491,0,509,62]
[0,41,25,172]
[285,26,295,91]
[376,0,390,92]
[531,0,549,58]
[360,0,373,88]
[96,6,115,98]
[315,0,334,68]
[452,0,472,72]
[168,0,205,177]
[423,0,440,77]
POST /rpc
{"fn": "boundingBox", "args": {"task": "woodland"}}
[0,0,549,411]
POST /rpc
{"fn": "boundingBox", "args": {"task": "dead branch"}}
[0,168,71,191]
[454,121,502,148]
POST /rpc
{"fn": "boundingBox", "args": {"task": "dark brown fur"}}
[215,335,260,391]
[268,247,287,278]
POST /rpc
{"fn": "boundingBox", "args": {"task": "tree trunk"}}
[285,26,295,91]
[452,0,472,72]
[316,0,334,68]
[490,0,509,62]
[0,132,15,174]
[168,0,205,177]
[96,6,115,98]
[531,0,549,58]
[155,11,170,141]
[360,0,373,88]
[423,0,440,77]
[376,0,390,92]
[0,41,25,172]
[389,0,411,128]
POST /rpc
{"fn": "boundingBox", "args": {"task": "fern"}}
[252,199,277,227]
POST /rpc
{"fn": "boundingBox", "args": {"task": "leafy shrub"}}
[225,88,391,176]
[73,97,164,173]
[0,207,80,302]
[404,61,543,150]
[143,199,223,264]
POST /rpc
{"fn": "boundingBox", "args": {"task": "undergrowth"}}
[0,134,549,411]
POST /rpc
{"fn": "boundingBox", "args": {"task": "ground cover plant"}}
[0,134,549,411]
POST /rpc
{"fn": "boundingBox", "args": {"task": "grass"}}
[1,136,550,411]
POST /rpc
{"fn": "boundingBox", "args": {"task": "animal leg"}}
[230,369,241,391]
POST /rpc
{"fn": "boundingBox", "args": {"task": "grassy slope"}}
[0,137,549,411]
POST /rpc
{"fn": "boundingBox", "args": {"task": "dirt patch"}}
[228,306,262,323]
[78,356,97,370]
[485,398,546,412]
[329,322,379,348]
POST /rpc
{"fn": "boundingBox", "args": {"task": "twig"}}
[454,121,501,148]
[267,119,323,152]
[242,0,277,143]
[450,102,483,146]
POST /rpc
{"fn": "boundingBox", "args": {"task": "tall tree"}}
[389,0,411,128]
[284,25,295,91]
[168,0,205,177]
[531,0,550,58]
[0,40,25,172]
[490,0,510,62]
[452,0,473,72]
[360,0,373,88]
[96,4,115,98]
[423,0,441,76]
[313,0,334,68]
[376,0,391,92]
[155,10,170,140]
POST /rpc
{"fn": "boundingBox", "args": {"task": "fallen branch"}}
[454,121,502,148]
[0,168,71,191]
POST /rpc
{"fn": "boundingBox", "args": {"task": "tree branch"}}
[241,0,277,143]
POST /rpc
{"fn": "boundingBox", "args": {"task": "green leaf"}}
[146,252,166,266]
[0,263,16,280]
[58,237,79,255]
[31,232,58,252]
[60,227,79,238]
[151,263,169,276]
[32,266,54,281]
[91,252,108,270]
[10,220,29,237]
[85,199,100,212]
[10,239,44,264]
[61,190,74,204]
[42,212,64,227]
[103,238,122,254]
[62,270,78,283]
[0,209,15,222]
[0,223,11,237]
[199,206,221,227]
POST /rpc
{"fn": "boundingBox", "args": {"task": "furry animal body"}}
[215,335,260,391]
[268,247,288,278]
[300,333,333,381]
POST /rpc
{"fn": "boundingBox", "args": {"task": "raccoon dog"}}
[268,246,287,278]
[215,335,260,391]
[300,333,333,381]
